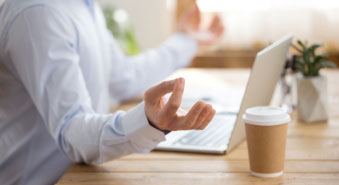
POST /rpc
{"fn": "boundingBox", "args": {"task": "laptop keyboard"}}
[173,114,237,148]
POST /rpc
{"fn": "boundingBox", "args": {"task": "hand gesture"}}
[144,78,216,131]
[178,3,224,45]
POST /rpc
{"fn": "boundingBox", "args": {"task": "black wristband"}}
[148,119,171,135]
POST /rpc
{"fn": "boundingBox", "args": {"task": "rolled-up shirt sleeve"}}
[4,5,165,164]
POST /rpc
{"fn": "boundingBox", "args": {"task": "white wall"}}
[98,0,176,49]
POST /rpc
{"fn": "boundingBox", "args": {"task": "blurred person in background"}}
[0,0,223,184]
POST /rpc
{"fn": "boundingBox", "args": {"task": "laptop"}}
[155,34,293,154]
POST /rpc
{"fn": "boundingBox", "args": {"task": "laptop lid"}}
[227,34,293,152]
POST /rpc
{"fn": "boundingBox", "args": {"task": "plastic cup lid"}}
[242,106,291,126]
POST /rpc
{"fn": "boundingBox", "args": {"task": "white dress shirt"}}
[0,0,197,184]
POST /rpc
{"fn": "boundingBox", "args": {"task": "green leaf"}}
[293,39,333,77]
[291,44,302,53]
[313,58,322,75]
[320,61,336,68]
[309,43,322,56]
[313,64,322,76]
[296,58,307,76]
[314,55,326,64]
[302,49,311,64]
[307,58,314,75]
[297,40,307,50]
[303,51,312,65]
[296,58,305,65]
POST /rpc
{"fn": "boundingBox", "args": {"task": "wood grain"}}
[57,173,339,185]
[57,69,339,185]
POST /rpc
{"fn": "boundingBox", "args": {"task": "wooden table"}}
[57,69,339,185]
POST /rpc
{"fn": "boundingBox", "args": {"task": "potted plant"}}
[292,40,336,123]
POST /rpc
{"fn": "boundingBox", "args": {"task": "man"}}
[0,0,223,184]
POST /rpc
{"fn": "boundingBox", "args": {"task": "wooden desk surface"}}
[56,69,339,185]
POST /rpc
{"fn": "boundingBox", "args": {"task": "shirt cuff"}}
[164,32,198,68]
[121,102,165,152]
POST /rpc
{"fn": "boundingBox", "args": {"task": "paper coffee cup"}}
[243,106,291,178]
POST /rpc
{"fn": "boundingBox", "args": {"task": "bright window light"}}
[196,0,339,48]
[197,0,339,12]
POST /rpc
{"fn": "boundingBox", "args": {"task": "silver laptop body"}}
[155,35,293,154]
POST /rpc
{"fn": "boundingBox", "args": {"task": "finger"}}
[186,3,200,20]
[182,101,205,129]
[185,3,199,18]
[211,25,224,41]
[192,104,213,129]
[204,24,224,44]
[144,79,176,105]
[163,78,185,116]
[209,15,222,31]
[179,3,200,31]
[191,4,201,30]
[217,25,224,36]
[198,109,216,130]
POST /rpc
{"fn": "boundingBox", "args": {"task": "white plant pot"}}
[296,74,328,123]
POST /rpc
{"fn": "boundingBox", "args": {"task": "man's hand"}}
[144,78,216,131]
[178,3,224,45]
